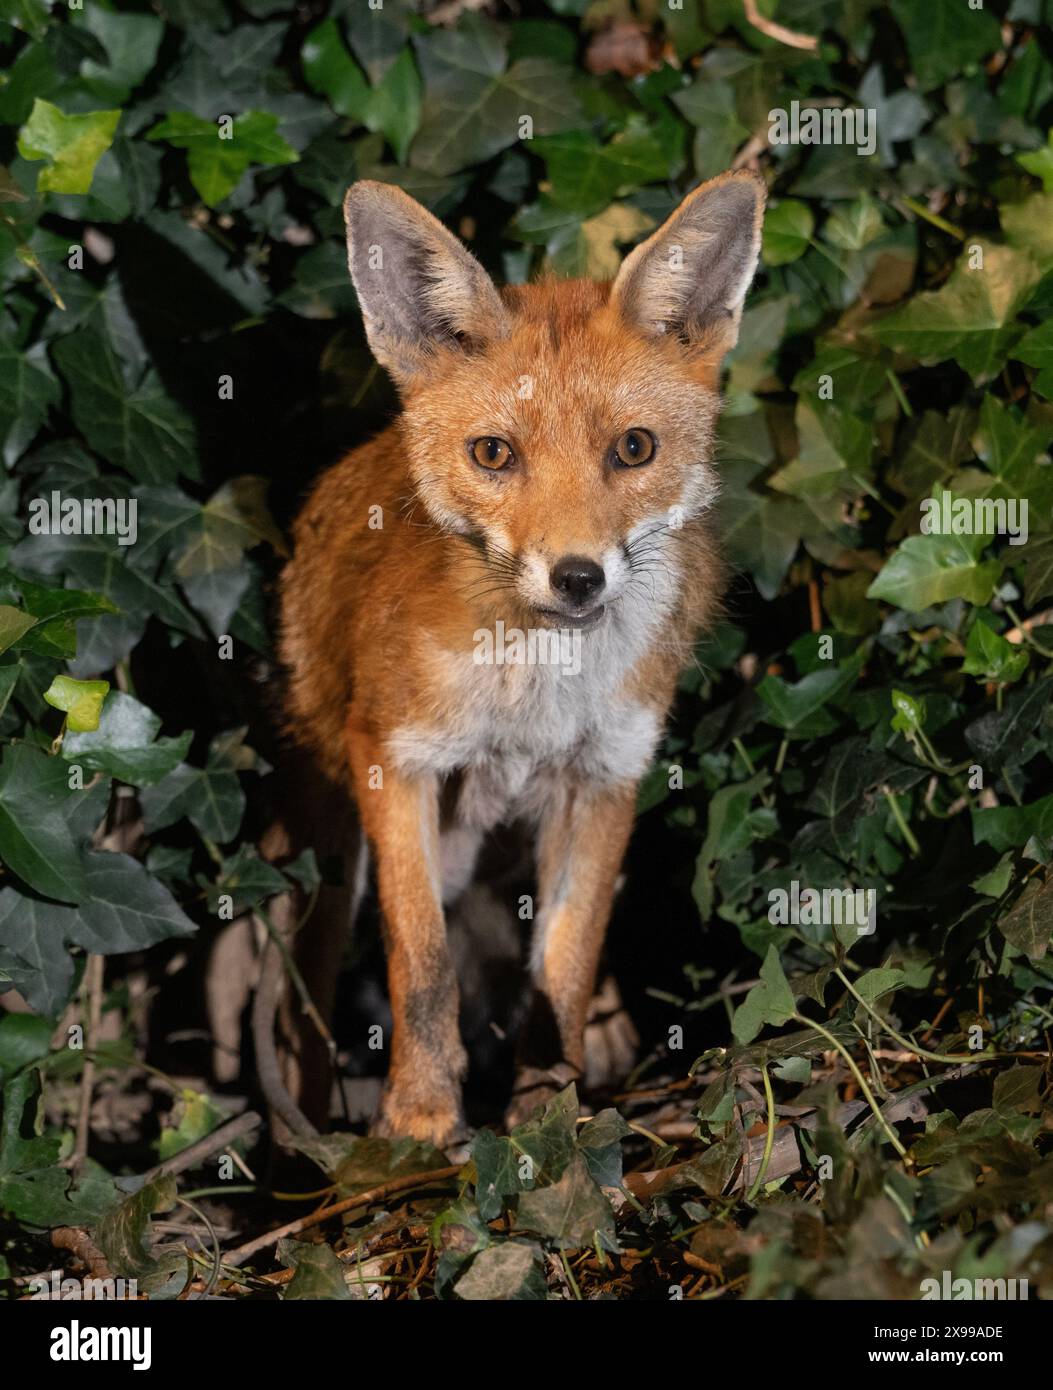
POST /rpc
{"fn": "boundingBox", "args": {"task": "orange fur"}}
[279,171,765,1144]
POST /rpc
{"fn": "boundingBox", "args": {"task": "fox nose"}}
[550,555,605,606]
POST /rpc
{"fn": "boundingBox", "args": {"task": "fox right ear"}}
[344,181,510,388]
[611,170,765,379]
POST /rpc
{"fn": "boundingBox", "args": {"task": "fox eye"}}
[612,428,657,467]
[470,437,514,470]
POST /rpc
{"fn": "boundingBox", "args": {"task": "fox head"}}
[344,172,764,630]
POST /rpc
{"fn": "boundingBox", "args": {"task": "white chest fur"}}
[387,616,662,829]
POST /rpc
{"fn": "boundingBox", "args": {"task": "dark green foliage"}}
[1,0,1053,1300]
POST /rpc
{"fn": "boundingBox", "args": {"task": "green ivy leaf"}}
[732,945,797,1044]
[514,1151,616,1250]
[961,619,1029,683]
[51,329,198,484]
[410,35,581,177]
[0,744,89,904]
[61,691,192,785]
[762,199,814,266]
[43,675,110,732]
[280,1240,352,1300]
[147,110,299,206]
[17,98,120,194]
[870,243,1039,382]
[1016,129,1053,193]
[890,689,926,734]
[889,0,1001,93]
[997,873,1053,961]
[0,605,38,655]
[454,1241,546,1300]
[868,532,1002,610]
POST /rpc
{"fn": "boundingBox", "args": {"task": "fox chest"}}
[386,644,661,828]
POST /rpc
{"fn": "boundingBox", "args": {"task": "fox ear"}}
[611,170,765,373]
[344,181,510,387]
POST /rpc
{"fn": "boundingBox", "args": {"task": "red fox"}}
[278,169,765,1147]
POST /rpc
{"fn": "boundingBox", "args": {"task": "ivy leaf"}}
[302,24,421,162]
[719,457,804,602]
[302,18,371,120]
[732,945,797,1044]
[0,891,77,1016]
[1016,129,1053,193]
[0,1067,59,1178]
[1019,535,1053,606]
[997,873,1053,961]
[139,730,262,845]
[147,110,299,206]
[43,675,110,733]
[17,98,120,194]
[1012,318,1053,399]
[992,1065,1043,1115]
[514,1151,616,1250]
[770,401,873,499]
[51,330,197,484]
[757,655,861,735]
[292,1137,449,1237]
[578,1109,632,1188]
[0,744,89,904]
[454,1242,546,1301]
[0,850,196,963]
[172,476,286,636]
[0,1013,52,1084]
[889,0,1001,92]
[204,845,289,913]
[870,243,1039,382]
[693,771,770,920]
[0,605,38,655]
[366,48,423,166]
[973,795,1053,854]
[868,532,1002,610]
[74,6,165,105]
[671,77,748,181]
[281,1241,352,1300]
[890,689,926,734]
[61,691,192,786]
[9,580,120,661]
[762,200,814,267]
[410,41,581,177]
[0,329,60,466]
[92,1176,187,1296]
[961,619,1029,683]
[533,119,680,219]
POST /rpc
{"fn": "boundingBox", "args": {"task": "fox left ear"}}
[344,180,510,390]
[611,170,765,374]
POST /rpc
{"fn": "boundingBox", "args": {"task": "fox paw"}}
[372,1087,467,1154]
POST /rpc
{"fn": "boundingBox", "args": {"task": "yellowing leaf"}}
[43,676,110,733]
[17,99,120,195]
